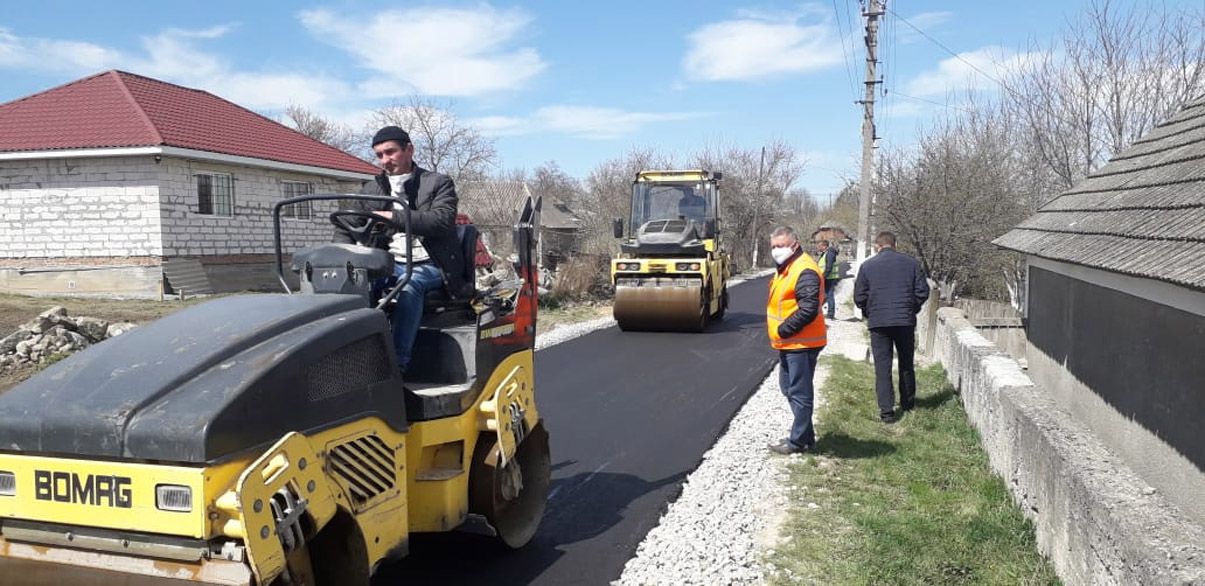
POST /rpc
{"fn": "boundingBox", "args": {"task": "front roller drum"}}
[613,278,706,332]
[469,421,551,549]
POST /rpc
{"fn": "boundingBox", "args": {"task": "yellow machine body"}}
[0,351,540,585]
[611,170,731,332]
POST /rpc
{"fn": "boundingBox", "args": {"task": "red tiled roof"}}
[0,70,379,176]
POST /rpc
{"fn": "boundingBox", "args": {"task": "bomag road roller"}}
[610,170,731,332]
[0,193,551,585]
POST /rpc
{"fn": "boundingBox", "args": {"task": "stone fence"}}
[927,306,1205,585]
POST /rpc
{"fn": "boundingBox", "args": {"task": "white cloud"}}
[897,11,953,44]
[298,6,545,97]
[905,46,1042,97]
[882,99,928,119]
[0,26,353,111]
[0,27,123,73]
[468,106,711,140]
[682,9,844,82]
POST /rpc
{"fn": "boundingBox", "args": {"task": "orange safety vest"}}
[767,253,827,350]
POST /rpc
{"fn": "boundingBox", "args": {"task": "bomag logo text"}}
[34,470,133,508]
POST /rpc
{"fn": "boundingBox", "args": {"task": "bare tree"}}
[875,105,1031,300]
[369,97,498,184]
[580,147,677,256]
[281,104,365,158]
[1006,0,1205,196]
[872,0,1205,302]
[694,139,806,269]
[528,161,583,207]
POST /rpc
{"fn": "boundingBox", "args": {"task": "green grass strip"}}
[767,357,1060,586]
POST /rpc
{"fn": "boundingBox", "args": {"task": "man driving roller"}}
[333,126,466,374]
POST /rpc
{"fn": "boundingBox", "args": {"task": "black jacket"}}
[333,165,467,295]
[853,247,930,329]
[776,250,823,340]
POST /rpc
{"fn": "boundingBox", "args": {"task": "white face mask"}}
[771,245,795,265]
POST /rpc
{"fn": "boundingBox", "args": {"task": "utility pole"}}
[752,145,766,268]
[855,0,883,264]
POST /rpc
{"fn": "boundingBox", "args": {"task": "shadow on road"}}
[706,311,762,333]
[815,432,896,459]
[373,466,688,585]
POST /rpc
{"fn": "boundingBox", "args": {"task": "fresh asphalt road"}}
[374,276,777,585]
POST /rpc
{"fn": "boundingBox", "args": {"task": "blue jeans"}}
[380,262,444,373]
[779,348,821,449]
[824,279,839,318]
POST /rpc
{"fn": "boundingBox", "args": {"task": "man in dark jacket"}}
[853,231,930,422]
[334,126,466,373]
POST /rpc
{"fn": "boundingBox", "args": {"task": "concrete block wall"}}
[157,157,365,257]
[932,307,1205,585]
[0,157,164,260]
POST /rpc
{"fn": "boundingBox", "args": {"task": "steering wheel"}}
[330,210,394,246]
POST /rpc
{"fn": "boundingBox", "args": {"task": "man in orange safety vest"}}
[766,226,827,455]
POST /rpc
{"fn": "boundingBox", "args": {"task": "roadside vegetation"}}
[767,357,1059,585]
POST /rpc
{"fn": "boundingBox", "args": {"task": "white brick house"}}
[0,70,378,296]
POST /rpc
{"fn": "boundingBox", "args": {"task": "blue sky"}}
[1,1,1197,198]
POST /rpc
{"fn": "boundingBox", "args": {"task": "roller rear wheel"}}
[469,421,551,548]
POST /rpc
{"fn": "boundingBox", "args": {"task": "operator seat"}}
[406,223,483,420]
[420,223,480,327]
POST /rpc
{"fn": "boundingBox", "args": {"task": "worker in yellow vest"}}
[816,239,842,319]
[766,226,828,455]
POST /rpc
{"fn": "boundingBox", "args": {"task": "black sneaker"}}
[768,439,811,455]
[900,402,915,412]
[880,411,898,424]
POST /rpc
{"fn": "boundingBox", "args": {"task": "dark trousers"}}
[823,279,839,318]
[869,326,917,416]
[779,348,822,449]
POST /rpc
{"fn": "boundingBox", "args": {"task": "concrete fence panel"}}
[932,307,1205,585]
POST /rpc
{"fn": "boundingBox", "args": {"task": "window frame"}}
[280,181,315,220]
[195,172,235,217]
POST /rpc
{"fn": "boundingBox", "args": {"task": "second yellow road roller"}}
[611,170,731,332]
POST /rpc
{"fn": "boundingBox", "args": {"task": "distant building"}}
[995,96,1205,526]
[457,181,581,269]
[810,224,849,246]
[0,70,377,296]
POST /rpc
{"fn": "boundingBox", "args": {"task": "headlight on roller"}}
[156,484,192,512]
[0,471,14,496]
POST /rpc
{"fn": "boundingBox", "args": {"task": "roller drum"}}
[613,278,706,332]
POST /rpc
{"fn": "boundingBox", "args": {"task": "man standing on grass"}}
[853,231,930,423]
[766,226,827,455]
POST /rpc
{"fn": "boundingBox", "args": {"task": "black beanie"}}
[372,126,410,147]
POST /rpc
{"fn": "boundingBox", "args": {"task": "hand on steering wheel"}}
[330,210,394,246]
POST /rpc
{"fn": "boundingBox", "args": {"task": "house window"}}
[281,181,314,220]
[196,173,234,216]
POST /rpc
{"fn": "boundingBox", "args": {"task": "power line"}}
[886,6,1020,98]
[890,90,978,114]
[831,0,861,101]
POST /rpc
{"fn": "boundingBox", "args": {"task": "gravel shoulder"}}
[613,278,866,586]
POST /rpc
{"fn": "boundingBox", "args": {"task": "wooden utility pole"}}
[855,0,883,263]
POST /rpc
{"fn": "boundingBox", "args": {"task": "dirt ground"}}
[0,293,208,392]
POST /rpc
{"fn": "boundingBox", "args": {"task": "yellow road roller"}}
[611,170,731,332]
[0,194,550,585]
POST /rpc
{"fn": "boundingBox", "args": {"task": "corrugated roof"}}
[0,70,379,176]
[996,95,1205,291]
[458,181,581,230]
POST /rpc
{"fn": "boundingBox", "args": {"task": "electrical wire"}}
[832,0,862,102]
[886,6,1021,99]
